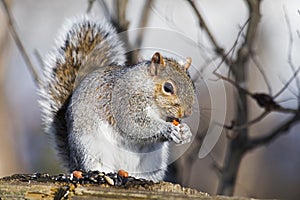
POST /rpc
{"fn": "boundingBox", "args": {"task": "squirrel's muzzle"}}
[184,108,192,117]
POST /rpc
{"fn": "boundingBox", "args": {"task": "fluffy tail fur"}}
[39,16,125,167]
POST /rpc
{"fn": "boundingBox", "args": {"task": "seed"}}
[99,172,105,176]
[172,119,180,126]
[72,170,83,179]
[104,175,114,186]
[30,174,37,180]
[89,176,97,183]
[118,169,129,178]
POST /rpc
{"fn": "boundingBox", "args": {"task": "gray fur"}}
[39,16,195,182]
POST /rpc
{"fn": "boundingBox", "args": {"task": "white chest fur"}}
[77,122,169,182]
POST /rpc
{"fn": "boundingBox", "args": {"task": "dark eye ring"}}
[162,81,175,95]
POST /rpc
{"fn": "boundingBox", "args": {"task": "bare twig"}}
[231,0,261,76]
[87,0,96,13]
[273,65,300,99]
[200,55,219,73]
[217,0,262,195]
[112,0,138,64]
[283,7,300,100]
[189,0,299,196]
[245,112,300,151]
[225,111,269,132]
[241,0,261,49]
[212,19,249,75]
[213,71,252,96]
[215,69,298,113]
[186,0,224,56]
[131,0,153,62]
[33,49,43,70]
[114,0,129,30]
[250,52,272,94]
[216,72,298,134]
[98,0,129,32]
[150,3,183,33]
[97,0,111,21]
[229,19,250,62]
[134,0,153,47]
[1,0,40,85]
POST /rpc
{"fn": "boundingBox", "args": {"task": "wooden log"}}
[0,174,251,199]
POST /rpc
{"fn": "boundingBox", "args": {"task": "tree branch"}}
[1,0,40,85]
[217,0,262,196]
[273,65,300,99]
[283,6,300,99]
[114,0,129,30]
[86,0,96,13]
[245,111,300,151]
[186,0,225,56]
[250,52,272,94]
[134,0,153,48]
[97,0,111,21]
[215,71,298,131]
[131,0,153,63]
[232,0,261,76]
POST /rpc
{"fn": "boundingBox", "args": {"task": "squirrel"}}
[39,16,195,182]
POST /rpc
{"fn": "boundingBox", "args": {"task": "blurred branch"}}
[87,0,96,13]
[98,0,137,64]
[129,0,154,63]
[250,52,272,94]
[245,111,300,151]
[187,0,260,195]
[135,0,153,47]
[216,0,261,196]
[98,0,129,32]
[225,111,269,134]
[212,19,249,74]
[114,0,129,30]
[240,7,300,151]
[191,0,300,195]
[273,65,300,99]
[1,0,40,85]
[283,6,300,99]
[97,0,111,21]
[186,0,224,56]
[112,0,137,64]
[213,72,251,96]
[112,0,153,64]
[33,49,43,69]
[231,0,261,76]
[215,71,298,130]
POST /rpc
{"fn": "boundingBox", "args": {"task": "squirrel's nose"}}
[178,107,192,118]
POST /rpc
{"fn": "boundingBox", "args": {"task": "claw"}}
[164,123,192,144]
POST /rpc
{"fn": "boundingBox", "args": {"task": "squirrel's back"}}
[39,16,126,165]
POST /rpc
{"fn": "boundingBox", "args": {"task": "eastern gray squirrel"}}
[39,16,195,182]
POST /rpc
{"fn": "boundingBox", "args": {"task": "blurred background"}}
[0,0,300,199]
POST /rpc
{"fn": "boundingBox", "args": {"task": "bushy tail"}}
[39,16,125,168]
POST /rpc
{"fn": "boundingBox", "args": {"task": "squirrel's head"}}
[150,52,195,122]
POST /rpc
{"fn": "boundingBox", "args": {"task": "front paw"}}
[164,123,192,144]
[179,123,192,144]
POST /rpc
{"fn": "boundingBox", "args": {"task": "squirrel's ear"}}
[183,57,192,70]
[151,52,164,65]
[150,52,165,75]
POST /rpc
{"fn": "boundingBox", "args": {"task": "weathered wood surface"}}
[0,175,251,199]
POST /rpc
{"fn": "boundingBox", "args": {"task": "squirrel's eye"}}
[163,81,174,95]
